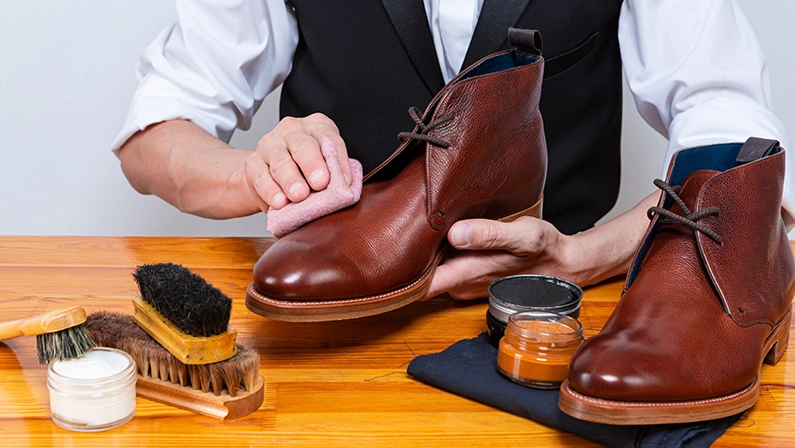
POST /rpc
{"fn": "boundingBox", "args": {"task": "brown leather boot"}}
[559,138,795,424]
[246,29,547,321]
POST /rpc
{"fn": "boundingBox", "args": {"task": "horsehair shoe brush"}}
[0,306,96,364]
[132,262,238,364]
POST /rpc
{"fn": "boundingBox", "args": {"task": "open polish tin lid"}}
[488,274,583,321]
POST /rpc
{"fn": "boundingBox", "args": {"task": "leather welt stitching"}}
[565,378,758,408]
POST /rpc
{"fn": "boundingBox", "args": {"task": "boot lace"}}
[397,106,455,148]
[647,179,722,245]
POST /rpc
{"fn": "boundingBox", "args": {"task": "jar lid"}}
[488,275,583,322]
[49,347,136,387]
[507,310,583,339]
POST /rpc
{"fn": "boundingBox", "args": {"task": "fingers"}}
[426,262,465,300]
[245,154,284,211]
[447,217,551,255]
[428,217,565,301]
[262,115,331,200]
[427,254,502,301]
[247,113,351,210]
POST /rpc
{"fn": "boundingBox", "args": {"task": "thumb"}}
[448,217,543,254]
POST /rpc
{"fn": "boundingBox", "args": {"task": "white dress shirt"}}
[111,0,793,220]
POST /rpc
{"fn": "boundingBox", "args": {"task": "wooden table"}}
[0,237,792,447]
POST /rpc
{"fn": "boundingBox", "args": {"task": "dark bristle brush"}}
[132,263,238,364]
[0,306,96,364]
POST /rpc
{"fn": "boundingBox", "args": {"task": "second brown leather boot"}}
[559,138,795,424]
[246,29,547,321]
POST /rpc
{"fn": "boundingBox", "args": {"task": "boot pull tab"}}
[736,137,779,164]
[508,28,543,56]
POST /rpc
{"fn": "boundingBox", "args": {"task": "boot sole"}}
[245,195,543,322]
[557,305,792,425]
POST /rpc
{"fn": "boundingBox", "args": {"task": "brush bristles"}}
[133,263,232,337]
[84,311,258,397]
[36,324,97,365]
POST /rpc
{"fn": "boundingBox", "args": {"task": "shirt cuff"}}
[110,95,237,157]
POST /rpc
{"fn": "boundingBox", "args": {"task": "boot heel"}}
[499,194,543,223]
[764,308,791,365]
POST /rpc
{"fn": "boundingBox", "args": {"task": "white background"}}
[0,1,792,237]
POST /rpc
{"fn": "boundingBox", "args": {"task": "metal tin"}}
[486,275,583,347]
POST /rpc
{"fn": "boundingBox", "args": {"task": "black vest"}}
[281,0,624,235]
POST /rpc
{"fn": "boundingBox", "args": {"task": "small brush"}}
[0,306,96,364]
[85,311,264,420]
[132,263,237,364]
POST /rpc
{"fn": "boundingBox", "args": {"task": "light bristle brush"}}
[84,311,264,420]
[0,306,96,364]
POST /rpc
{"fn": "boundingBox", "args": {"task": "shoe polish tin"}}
[487,275,583,347]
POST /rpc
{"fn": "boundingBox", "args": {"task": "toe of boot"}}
[253,238,371,301]
[568,332,696,402]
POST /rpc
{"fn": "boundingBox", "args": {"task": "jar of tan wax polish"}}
[497,311,583,389]
[47,347,137,432]
[487,275,583,347]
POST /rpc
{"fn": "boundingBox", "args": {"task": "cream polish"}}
[47,348,137,432]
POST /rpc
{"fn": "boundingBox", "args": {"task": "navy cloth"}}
[407,333,743,448]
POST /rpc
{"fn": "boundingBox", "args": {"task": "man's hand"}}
[427,217,574,300]
[426,192,659,300]
[245,113,352,212]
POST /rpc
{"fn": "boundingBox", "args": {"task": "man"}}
[113,0,792,300]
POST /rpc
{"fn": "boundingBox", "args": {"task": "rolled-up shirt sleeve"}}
[619,0,794,226]
[110,0,298,154]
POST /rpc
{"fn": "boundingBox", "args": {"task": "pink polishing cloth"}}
[266,136,363,238]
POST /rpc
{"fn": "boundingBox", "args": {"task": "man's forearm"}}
[563,191,661,286]
[118,120,261,219]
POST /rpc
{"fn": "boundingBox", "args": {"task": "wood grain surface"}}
[0,237,792,447]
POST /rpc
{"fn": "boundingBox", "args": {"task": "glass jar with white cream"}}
[47,347,137,432]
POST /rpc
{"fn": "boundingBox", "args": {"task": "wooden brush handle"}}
[0,306,87,340]
[136,374,265,420]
